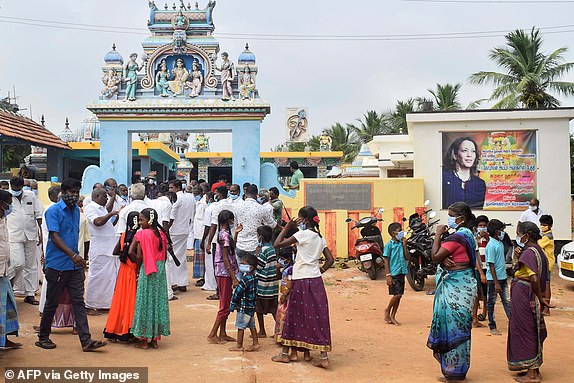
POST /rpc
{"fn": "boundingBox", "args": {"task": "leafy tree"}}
[1,145,30,171]
[428,83,462,111]
[386,99,416,134]
[469,28,574,108]
[326,123,360,163]
[350,110,389,144]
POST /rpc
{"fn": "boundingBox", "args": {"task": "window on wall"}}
[387,169,414,178]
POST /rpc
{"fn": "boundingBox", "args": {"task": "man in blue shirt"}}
[485,219,511,336]
[36,178,107,352]
[383,222,408,326]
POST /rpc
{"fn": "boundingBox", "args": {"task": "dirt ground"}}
[2,261,574,383]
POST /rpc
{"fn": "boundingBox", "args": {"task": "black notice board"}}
[305,183,372,211]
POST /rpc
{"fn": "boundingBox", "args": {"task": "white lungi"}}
[169,233,189,288]
[201,243,217,291]
[8,240,38,296]
[85,235,119,309]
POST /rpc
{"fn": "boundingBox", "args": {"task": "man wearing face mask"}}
[0,189,23,350]
[227,184,243,206]
[7,176,43,305]
[37,178,107,351]
[518,198,545,229]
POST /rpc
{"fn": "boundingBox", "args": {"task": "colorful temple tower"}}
[83,1,270,192]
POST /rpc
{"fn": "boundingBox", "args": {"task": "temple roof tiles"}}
[0,110,69,149]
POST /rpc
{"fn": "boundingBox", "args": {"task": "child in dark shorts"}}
[229,254,260,352]
[383,222,408,326]
[255,226,279,338]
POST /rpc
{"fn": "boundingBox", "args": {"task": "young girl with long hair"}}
[207,209,240,344]
[104,211,140,342]
[129,208,170,349]
[272,206,335,368]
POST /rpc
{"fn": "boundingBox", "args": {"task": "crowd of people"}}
[0,171,556,379]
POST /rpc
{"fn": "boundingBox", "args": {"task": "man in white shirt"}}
[201,192,217,292]
[206,186,235,258]
[7,176,43,305]
[234,184,276,260]
[84,188,120,313]
[518,198,546,229]
[228,184,243,206]
[192,185,207,284]
[169,179,196,292]
[116,183,148,236]
[104,178,128,217]
[150,185,176,301]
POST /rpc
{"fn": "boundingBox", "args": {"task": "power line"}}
[1,15,574,41]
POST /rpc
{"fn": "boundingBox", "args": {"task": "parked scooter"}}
[346,209,385,280]
[405,201,440,291]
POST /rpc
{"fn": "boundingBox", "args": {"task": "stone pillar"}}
[232,121,261,187]
[140,156,151,178]
[99,121,132,186]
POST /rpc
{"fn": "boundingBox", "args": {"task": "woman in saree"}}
[508,221,550,383]
[427,202,478,382]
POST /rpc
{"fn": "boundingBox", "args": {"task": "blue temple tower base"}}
[82,2,270,192]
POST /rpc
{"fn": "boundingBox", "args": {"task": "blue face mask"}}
[239,264,251,274]
[229,194,239,200]
[194,195,201,202]
[121,195,129,201]
[396,231,405,241]
[278,259,287,268]
[257,197,264,204]
[477,227,487,233]
[258,241,263,247]
[33,190,38,196]
[447,216,459,229]
[214,195,219,202]
[299,223,307,231]
[498,231,505,241]
[23,186,31,191]
[10,189,22,197]
[516,234,526,248]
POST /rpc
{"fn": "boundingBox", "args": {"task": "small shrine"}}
[83,1,270,193]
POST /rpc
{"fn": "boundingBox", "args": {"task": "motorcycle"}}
[405,201,440,291]
[346,209,385,280]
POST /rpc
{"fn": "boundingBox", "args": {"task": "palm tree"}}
[326,122,360,163]
[469,28,574,109]
[386,99,416,134]
[350,110,389,144]
[427,83,462,111]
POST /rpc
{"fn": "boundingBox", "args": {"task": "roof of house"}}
[0,110,69,150]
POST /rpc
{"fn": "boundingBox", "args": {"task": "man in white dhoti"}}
[200,192,217,293]
[84,188,120,314]
[168,179,195,292]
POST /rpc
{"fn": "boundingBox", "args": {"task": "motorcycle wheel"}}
[367,267,377,280]
[406,261,425,291]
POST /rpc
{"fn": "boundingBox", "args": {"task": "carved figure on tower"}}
[101,68,121,98]
[155,60,171,97]
[174,10,187,29]
[217,52,234,101]
[124,53,145,101]
[193,133,210,152]
[319,130,332,152]
[169,58,189,96]
[239,66,255,100]
[188,61,204,97]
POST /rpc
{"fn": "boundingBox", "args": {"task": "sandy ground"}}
[2,260,574,383]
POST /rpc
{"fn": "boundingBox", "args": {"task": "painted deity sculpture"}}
[193,133,210,152]
[169,58,189,96]
[124,53,145,101]
[217,52,234,101]
[175,11,187,28]
[101,68,121,98]
[319,131,332,151]
[187,62,203,98]
[239,66,255,100]
[155,60,171,97]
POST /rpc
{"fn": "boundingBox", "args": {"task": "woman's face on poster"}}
[455,140,476,169]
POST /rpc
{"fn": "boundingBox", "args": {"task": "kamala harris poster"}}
[441,130,537,211]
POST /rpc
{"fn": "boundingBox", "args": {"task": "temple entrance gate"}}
[82,2,270,192]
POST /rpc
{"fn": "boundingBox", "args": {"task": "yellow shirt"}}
[538,231,555,272]
[514,263,535,279]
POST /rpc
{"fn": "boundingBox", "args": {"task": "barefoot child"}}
[272,206,334,368]
[129,208,170,349]
[255,225,279,338]
[538,215,554,316]
[229,254,260,352]
[474,215,489,326]
[207,210,240,344]
[485,219,511,336]
[383,222,408,326]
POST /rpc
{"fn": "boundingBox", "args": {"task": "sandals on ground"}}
[82,339,107,352]
[35,339,57,349]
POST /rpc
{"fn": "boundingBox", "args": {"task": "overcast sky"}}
[1,0,574,151]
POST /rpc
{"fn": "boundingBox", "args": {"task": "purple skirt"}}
[280,277,332,352]
[507,279,546,371]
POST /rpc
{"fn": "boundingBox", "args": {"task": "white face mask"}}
[529,205,538,212]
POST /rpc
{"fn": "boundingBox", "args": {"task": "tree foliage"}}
[469,28,574,109]
[1,145,30,171]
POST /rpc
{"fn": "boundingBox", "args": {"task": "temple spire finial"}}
[41,114,45,127]
[65,117,69,129]
[245,42,249,50]
[112,43,116,51]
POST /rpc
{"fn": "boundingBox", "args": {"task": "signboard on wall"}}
[442,130,537,210]
[286,107,308,143]
[305,183,372,211]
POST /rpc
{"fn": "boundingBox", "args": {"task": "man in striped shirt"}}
[255,225,279,338]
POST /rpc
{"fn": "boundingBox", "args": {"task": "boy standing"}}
[229,254,260,352]
[255,226,279,338]
[474,215,489,327]
[538,215,554,315]
[485,219,511,335]
[383,222,408,326]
